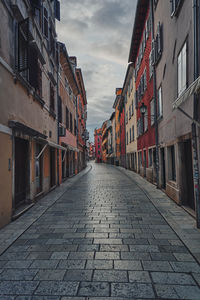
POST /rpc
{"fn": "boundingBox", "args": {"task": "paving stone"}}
[34,269,65,281]
[68,251,94,259]
[78,282,109,297]
[170,261,200,273]
[93,238,122,244]
[129,245,159,252]
[50,252,69,259]
[142,261,173,271]
[0,281,39,295]
[34,281,79,296]
[4,260,33,269]
[0,252,28,260]
[151,272,196,285]
[111,283,155,298]
[27,252,52,260]
[30,259,59,269]
[95,252,120,260]
[0,269,38,280]
[173,253,195,262]
[93,270,128,282]
[155,284,200,299]
[150,252,176,261]
[86,233,108,238]
[128,271,151,283]
[121,252,151,260]
[159,245,189,253]
[114,260,142,270]
[64,269,93,281]
[123,238,149,245]
[57,259,86,269]
[48,245,78,252]
[78,244,99,252]
[86,259,113,269]
[100,245,129,252]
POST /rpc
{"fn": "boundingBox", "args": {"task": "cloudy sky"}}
[57,0,137,142]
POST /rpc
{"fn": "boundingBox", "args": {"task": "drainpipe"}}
[150,0,159,188]
[56,49,60,187]
[193,0,200,227]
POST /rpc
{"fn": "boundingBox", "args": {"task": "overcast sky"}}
[57,0,137,142]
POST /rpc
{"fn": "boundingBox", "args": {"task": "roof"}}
[76,68,87,105]
[128,0,150,64]
[122,63,134,96]
[59,42,79,95]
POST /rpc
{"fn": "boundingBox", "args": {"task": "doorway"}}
[50,148,56,187]
[181,140,195,210]
[35,143,43,194]
[14,137,29,208]
[160,148,166,189]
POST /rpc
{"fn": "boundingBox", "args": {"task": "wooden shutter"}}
[54,0,60,21]
[18,18,29,73]
[43,7,48,38]
[29,46,39,89]
[30,0,41,9]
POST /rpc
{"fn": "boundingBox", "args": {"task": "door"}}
[62,150,65,179]
[182,140,195,210]
[50,148,56,187]
[35,144,43,194]
[161,148,166,189]
[14,137,29,208]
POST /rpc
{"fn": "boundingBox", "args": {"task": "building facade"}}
[58,44,79,182]
[129,0,156,182]
[123,64,138,171]
[153,0,200,214]
[101,120,108,163]
[94,128,102,163]
[113,88,122,166]
[0,0,61,228]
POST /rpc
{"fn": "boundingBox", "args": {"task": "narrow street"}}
[0,163,200,299]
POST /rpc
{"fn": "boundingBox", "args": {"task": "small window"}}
[130,128,131,143]
[157,86,163,118]
[178,41,187,97]
[50,83,55,111]
[43,7,48,38]
[66,107,69,129]
[150,98,155,126]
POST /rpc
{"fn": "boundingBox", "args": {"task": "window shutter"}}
[29,46,39,89]
[58,96,62,123]
[30,0,41,9]
[54,0,60,21]
[43,7,48,38]
[157,22,163,55]
[18,18,29,73]
[66,107,69,129]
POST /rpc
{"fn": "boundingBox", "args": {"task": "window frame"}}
[177,40,188,97]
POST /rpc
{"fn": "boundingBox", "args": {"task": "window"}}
[132,125,134,141]
[144,109,148,132]
[70,112,72,132]
[43,7,48,38]
[50,83,55,111]
[66,107,69,129]
[129,106,131,120]
[131,100,134,115]
[149,149,153,167]
[144,68,147,90]
[157,86,163,118]
[130,128,131,143]
[149,51,153,79]
[178,41,187,97]
[150,98,155,126]
[171,0,183,17]
[168,145,176,181]
[74,119,76,135]
[58,96,62,123]
[127,132,128,145]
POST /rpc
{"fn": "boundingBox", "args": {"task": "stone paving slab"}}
[0,162,200,298]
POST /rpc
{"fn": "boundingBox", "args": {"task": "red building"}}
[76,67,87,172]
[128,0,156,181]
[94,128,102,163]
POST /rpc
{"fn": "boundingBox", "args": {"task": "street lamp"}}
[140,102,147,115]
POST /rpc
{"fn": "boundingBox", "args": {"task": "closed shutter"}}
[54,0,60,21]
[43,7,48,38]
[66,107,69,129]
[29,46,39,89]
[30,0,41,9]
[18,18,29,73]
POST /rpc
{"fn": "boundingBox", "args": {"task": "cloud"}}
[57,0,137,142]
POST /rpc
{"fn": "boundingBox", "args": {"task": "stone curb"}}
[114,165,200,264]
[0,163,92,255]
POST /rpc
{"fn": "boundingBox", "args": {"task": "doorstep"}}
[12,203,35,221]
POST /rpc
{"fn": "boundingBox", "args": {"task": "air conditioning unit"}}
[59,126,66,137]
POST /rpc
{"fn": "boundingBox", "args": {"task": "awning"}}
[34,137,67,151]
[173,76,200,109]
[61,142,79,152]
[9,121,47,139]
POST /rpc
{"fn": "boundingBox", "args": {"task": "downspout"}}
[56,50,60,186]
[192,0,200,227]
[150,0,159,188]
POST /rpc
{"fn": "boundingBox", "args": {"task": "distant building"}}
[94,128,102,163]
[113,88,123,166]
[101,120,108,163]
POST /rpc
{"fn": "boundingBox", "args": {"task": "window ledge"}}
[33,92,45,107]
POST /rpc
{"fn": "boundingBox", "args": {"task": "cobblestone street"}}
[1,162,200,299]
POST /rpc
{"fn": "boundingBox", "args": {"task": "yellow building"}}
[123,64,138,171]
[113,88,122,166]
